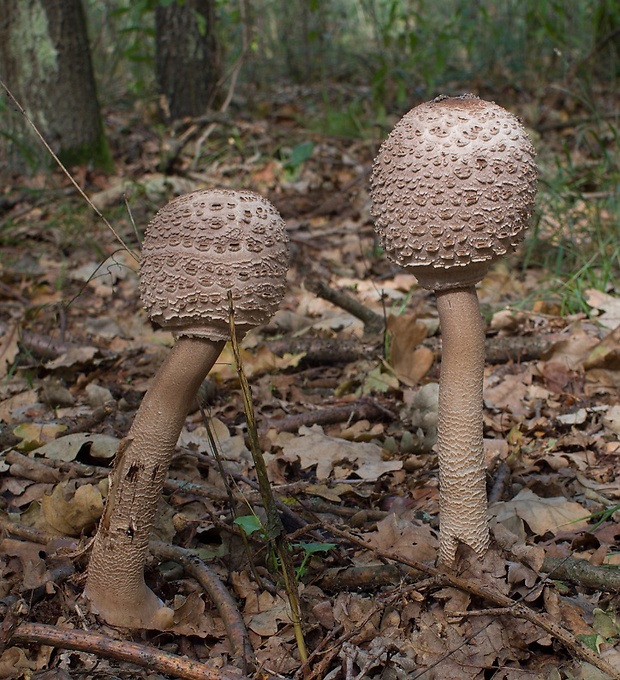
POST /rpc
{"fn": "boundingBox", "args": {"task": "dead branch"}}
[484,333,554,364]
[150,541,255,674]
[305,275,385,336]
[0,517,72,547]
[61,403,115,436]
[542,556,620,592]
[267,398,395,433]
[267,335,364,366]
[5,622,249,680]
[5,449,61,484]
[266,330,550,370]
[317,564,415,591]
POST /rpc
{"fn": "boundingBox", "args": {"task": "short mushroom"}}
[85,188,289,628]
[370,94,537,565]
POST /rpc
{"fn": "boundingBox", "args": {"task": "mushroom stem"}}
[85,336,225,629]
[435,286,489,565]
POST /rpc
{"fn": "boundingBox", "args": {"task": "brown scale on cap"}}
[140,188,289,339]
[371,94,537,290]
[370,96,537,565]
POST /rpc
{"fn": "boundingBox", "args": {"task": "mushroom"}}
[370,94,537,565]
[85,188,289,628]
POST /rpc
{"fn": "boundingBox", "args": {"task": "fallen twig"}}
[267,335,364,366]
[267,398,395,433]
[305,275,385,336]
[542,556,620,592]
[150,541,255,673]
[5,622,248,680]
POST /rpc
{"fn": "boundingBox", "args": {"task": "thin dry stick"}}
[305,275,385,335]
[228,293,308,667]
[199,409,265,589]
[326,524,620,680]
[0,79,137,261]
[7,622,248,680]
[150,541,255,673]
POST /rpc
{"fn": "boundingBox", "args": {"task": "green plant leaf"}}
[234,514,263,537]
[298,541,337,556]
[577,634,604,653]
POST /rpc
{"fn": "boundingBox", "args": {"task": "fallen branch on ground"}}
[150,541,255,673]
[267,397,395,433]
[3,622,248,680]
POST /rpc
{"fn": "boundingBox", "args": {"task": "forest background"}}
[0,1,620,679]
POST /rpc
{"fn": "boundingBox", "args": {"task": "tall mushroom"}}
[85,188,289,628]
[370,94,537,565]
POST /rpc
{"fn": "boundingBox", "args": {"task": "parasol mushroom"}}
[370,94,537,565]
[85,188,289,628]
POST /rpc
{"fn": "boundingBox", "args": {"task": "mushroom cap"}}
[140,189,289,341]
[370,94,538,290]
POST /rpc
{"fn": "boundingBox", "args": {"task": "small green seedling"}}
[295,541,337,579]
[234,514,265,539]
[283,141,314,180]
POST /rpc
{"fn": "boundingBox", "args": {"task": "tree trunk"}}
[594,0,620,77]
[0,0,111,172]
[155,0,220,121]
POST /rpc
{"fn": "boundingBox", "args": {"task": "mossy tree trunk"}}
[155,0,220,121]
[0,0,112,172]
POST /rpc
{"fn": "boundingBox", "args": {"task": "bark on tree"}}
[155,0,220,121]
[0,0,111,172]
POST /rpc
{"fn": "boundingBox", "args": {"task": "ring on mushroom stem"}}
[85,188,289,629]
[370,94,537,566]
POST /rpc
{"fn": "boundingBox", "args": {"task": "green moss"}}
[58,135,114,172]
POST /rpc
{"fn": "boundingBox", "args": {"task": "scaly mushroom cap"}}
[140,188,289,340]
[370,94,537,290]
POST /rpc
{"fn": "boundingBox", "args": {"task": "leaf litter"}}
[0,90,619,680]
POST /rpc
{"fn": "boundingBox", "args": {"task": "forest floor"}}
[1,85,619,680]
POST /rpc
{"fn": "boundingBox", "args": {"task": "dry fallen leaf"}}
[388,314,434,385]
[41,482,104,536]
[0,321,20,379]
[210,343,305,381]
[247,592,290,636]
[544,322,599,370]
[13,423,67,451]
[365,514,438,564]
[0,388,39,422]
[584,325,620,370]
[167,592,220,638]
[45,346,99,370]
[484,369,532,416]
[0,647,36,679]
[281,425,402,481]
[585,289,620,329]
[34,432,119,462]
[490,488,590,536]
